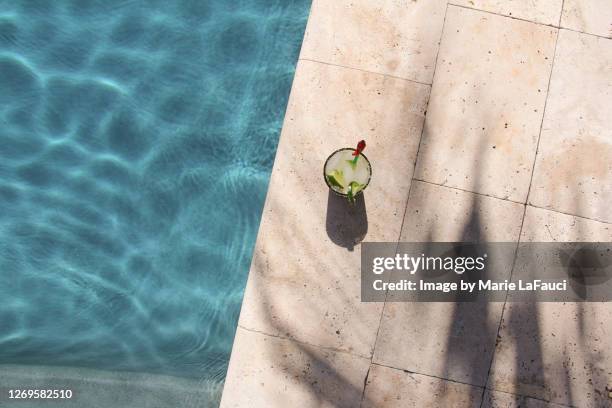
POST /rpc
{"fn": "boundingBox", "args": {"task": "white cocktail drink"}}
[324,148,371,202]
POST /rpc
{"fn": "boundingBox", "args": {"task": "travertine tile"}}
[521,205,612,242]
[415,6,556,202]
[400,181,525,243]
[482,389,570,407]
[488,301,612,407]
[374,299,505,387]
[362,364,483,408]
[450,0,563,25]
[237,60,429,357]
[374,181,523,386]
[300,0,447,83]
[488,206,612,407]
[529,30,612,223]
[561,0,612,38]
[220,328,370,408]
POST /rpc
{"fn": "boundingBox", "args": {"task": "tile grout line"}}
[523,17,562,220]
[237,324,372,360]
[561,26,612,41]
[485,387,577,408]
[372,361,485,389]
[448,2,560,27]
[477,233,523,408]
[359,2,451,406]
[298,57,433,88]
[413,178,612,225]
[526,204,612,225]
[477,22,563,408]
[372,362,576,407]
[412,178,525,205]
[449,2,612,41]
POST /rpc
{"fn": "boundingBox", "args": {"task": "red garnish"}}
[352,140,366,156]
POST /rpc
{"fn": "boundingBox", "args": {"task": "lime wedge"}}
[348,181,365,195]
[326,170,345,190]
[347,181,365,204]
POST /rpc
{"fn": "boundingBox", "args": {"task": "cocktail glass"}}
[324,147,372,203]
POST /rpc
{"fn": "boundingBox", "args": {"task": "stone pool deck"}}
[220,1,612,407]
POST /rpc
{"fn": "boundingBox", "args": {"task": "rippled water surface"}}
[0,0,310,395]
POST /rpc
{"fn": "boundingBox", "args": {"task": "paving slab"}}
[374,181,524,386]
[488,206,612,407]
[520,205,612,243]
[561,0,612,38]
[414,6,556,202]
[236,60,429,357]
[488,300,612,407]
[219,327,370,408]
[482,389,571,407]
[300,0,447,83]
[399,181,525,243]
[362,363,483,408]
[374,300,505,388]
[450,0,563,25]
[528,30,612,223]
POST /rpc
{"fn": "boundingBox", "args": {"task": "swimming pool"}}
[0,0,310,405]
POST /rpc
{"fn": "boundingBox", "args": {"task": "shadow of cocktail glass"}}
[325,190,368,251]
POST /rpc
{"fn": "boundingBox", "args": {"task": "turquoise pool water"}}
[0,0,309,399]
